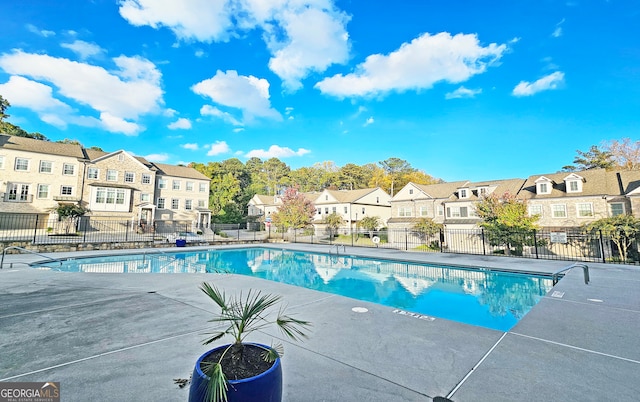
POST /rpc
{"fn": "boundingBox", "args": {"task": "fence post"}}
[237,223,240,240]
[83,217,88,243]
[599,230,606,263]
[125,219,129,242]
[481,228,486,256]
[533,229,539,259]
[439,229,444,253]
[405,228,408,251]
[32,215,39,244]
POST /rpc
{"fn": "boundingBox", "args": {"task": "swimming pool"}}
[33,247,554,331]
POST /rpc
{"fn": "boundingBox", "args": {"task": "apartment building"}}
[0,134,211,227]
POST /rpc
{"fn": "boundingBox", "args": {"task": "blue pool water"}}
[34,247,553,331]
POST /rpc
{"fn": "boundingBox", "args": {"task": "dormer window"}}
[535,176,553,195]
[563,173,584,193]
[409,189,414,195]
[459,189,468,199]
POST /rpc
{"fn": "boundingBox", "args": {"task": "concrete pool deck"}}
[1,243,639,401]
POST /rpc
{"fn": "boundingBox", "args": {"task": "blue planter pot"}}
[188,343,283,402]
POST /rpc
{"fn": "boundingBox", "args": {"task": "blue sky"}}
[0,0,638,182]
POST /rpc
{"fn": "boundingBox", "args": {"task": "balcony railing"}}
[1,193,34,203]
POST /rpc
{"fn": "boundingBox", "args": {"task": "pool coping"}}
[1,243,639,401]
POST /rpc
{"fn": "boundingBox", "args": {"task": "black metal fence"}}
[267,226,640,265]
[1,214,639,264]
[0,215,266,245]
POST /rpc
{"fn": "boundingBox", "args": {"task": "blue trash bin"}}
[176,239,186,247]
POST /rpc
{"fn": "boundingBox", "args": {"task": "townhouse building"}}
[517,169,640,229]
[248,187,392,231]
[0,134,211,229]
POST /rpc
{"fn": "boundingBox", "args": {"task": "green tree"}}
[323,212,344,236]
[50,203,90,234]
[338,163,369,190]
[209,173,240,216]
[0,95,9,122]
[583,215,640,262]
[412,218,443,243]
[359,216,381,238]
[270,187,316,231]
[562,145,615,171]
[475,192,540,256]
[379,157,415,196]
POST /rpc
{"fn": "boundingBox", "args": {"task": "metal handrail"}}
[552,262,590,285]
[329,244,346,255]
[1,246,62,269]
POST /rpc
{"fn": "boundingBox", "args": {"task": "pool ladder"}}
[0,246,62,269]
[330,244,346,255]
[552,262,590,286]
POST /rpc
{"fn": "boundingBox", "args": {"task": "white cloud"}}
[0,50,165,135]
[200,105,243,126]
[363,116,374,127]
[193,70,281,124]
[207,140,231,156]
[144,153,170,162]
[245,145,310,158]
[265,6,350,91]
[445,86,482,99]
[118,0,233,42]
[552,18,565,38]
[168,117,192,129]
[512,71,565,97]
[315,32,507,98]
[118,0,350,90]
[61,40,104,60]
[0,75,72,114]
[26,24,55,37]
[182,143,199,150]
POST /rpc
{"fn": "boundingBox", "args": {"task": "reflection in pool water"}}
[35,247,553,331]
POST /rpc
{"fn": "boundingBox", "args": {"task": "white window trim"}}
[39,161,53,174]
[87,167,99,179]
[459,188,469,199]
[37,184,49,199]
[576,202,594,217]
[124,172,135,183]
[14,158,30,171]
[62,163,75,176]
[106,170,118,182]
[551,204,567,218]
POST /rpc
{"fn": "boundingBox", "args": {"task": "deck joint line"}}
[447,332,508,399]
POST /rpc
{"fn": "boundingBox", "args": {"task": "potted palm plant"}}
[189,282,311,402]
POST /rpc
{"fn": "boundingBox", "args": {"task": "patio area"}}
[1,244,639,401]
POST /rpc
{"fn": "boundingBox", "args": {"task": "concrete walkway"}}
[1,244,639,401]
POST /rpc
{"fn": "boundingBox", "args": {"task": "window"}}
[552,204,567,218]
[362,207,365,214]
[459,189,468,199]
[409,189,413,195]
[14,158,29,171]
[376,197,379,204]
[324,207,329,214]
[325,195,328,201]
[7,183,30,201]
[106,189,116,204]
[398,207,412,217]
[344,206,348,213]
[419,206,428,216]
[610,203,625,217]
[478,187,488,196]
[116,189,125,204]
[62,163,75,175]
[61,186,73,196]
[332,207,336,213]
[172,180,181,190]
[576,203,594,217]
[537,182,551,194]
[124,172,135,183]
[118,153,124,161]
[87,167,99,179]
[142,174,151,184]
[186,182,194,191]
[317,209,321,215]
[157,198,165,209]
[568,181,579,192]
[446,206,468,218]
[96,189,105,203]
[185,200,193,210]
[171,199,179,209]
[437,206,444,216]
[158,179,167,189]
[529,204,543,217]
[39,161,53,173]
[37,184,49,199]
[197,200,205,208]
[199,183,207,192]
[106,170,118,181]
[140,193,150,202]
